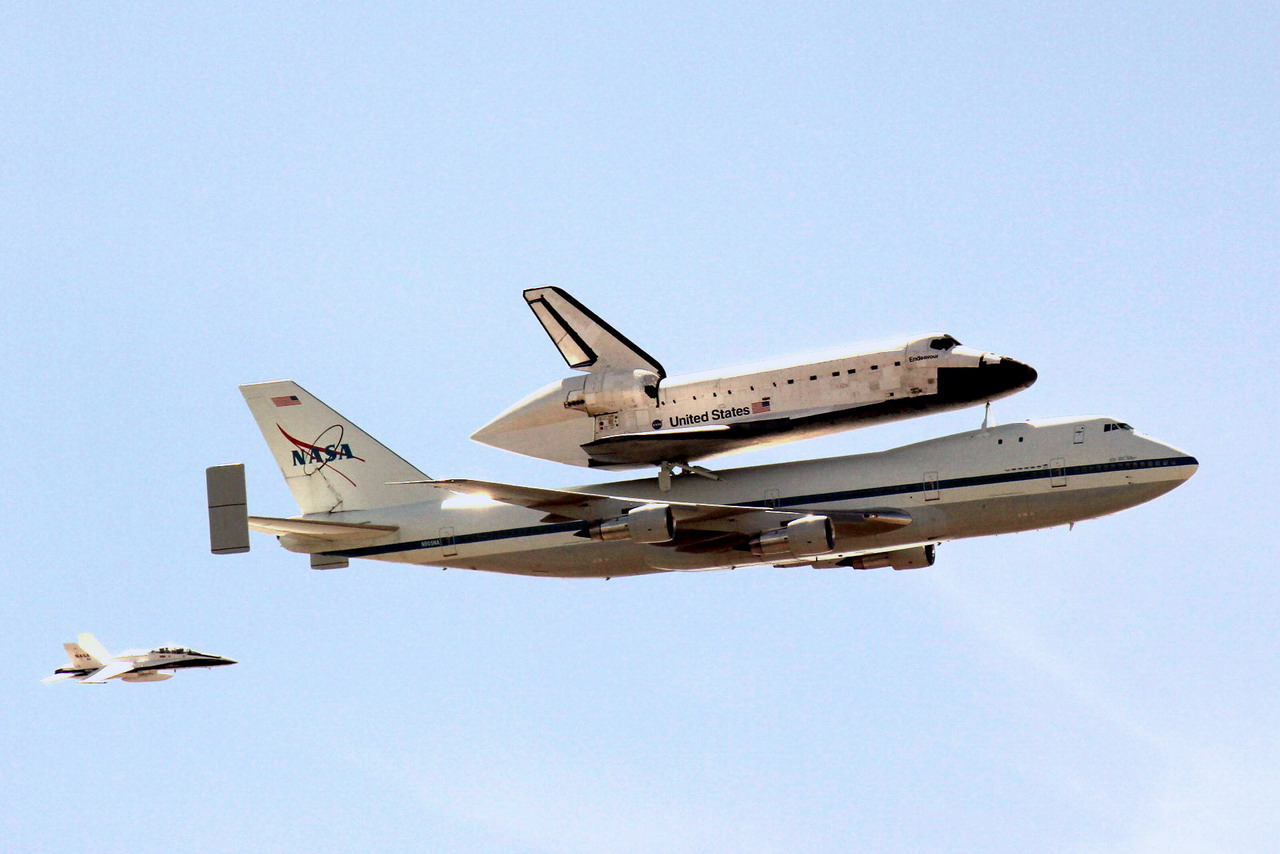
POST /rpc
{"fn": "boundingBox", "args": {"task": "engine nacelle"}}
[841,544,936,570]
[588,503,675,545]
[750,515,835,560]
[121,671,173,682]
[564,370,661,415]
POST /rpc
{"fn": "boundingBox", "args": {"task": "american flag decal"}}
[272,395,301,407]
[751,399,771,414]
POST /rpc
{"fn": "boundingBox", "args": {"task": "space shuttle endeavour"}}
[473,287,1038,471]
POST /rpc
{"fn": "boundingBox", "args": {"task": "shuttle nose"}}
[980,354,1038,394]
[936,354,1038,404]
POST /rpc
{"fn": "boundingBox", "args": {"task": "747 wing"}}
[425,479,911,555]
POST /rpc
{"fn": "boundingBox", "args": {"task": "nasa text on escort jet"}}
[206,381,1196,578]
[471,287,1038,476]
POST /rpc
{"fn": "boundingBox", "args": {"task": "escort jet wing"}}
[472,287,1039,470]
[210,380,1196,578]
[41,633,236,684]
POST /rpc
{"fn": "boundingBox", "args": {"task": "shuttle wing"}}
[427,479,911,541]
[524,287,665,377]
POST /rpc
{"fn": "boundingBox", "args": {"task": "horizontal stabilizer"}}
[248,516,399,542]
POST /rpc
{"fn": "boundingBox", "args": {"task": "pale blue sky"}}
[3,4,1277,853]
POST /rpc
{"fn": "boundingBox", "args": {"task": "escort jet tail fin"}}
[76,634,111,664]
[58,640,102,674]
[524,287,665,377]
[240,381,447,515]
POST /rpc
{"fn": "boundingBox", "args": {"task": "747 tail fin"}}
[240,381,440,514]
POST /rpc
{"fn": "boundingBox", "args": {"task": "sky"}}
[3,3,1277,852]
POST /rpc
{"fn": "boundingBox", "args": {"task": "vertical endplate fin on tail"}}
[207,464,250,554]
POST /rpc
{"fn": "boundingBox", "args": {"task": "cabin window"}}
[847,368,856,375]
[831,371,840,377]
[894,361,901,367]
[810,375,817,381]
[871,365,879,370]
[787,379,794,385]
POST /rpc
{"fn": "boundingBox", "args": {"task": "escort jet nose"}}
[41,633,237,684]
[472,287,1038,470]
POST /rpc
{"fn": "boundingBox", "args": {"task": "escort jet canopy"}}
[41,633,237,684]
[472,287,1038,470]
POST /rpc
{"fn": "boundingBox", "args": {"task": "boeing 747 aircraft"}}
[472,287,1038,471]
[41,634,236,684]
[208,381,1196,578]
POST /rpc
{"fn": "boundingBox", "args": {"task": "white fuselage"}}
[282,417,1196,579]
[473,334,1037,468]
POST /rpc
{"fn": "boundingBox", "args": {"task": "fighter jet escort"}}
[41,633,236,684]
[471,287,1038,476]
[208,380,1196,578]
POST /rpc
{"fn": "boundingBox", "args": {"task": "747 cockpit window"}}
[929,335,960,350]
[1103,422,1134,432]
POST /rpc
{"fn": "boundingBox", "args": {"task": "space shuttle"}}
[472,287,1038,471]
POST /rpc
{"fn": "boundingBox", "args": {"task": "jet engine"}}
[749,515,835,560]
[564,370,661,416]
[840,544,936,570]
[121,671,173,682]
[587,503,675,544]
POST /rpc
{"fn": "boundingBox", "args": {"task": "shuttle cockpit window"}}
[929,335,960,350]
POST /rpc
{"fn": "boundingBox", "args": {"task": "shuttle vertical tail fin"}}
[523,287,665,377]
[240,381,444,514]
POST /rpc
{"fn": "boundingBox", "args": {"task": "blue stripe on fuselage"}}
[322,456,1197,559]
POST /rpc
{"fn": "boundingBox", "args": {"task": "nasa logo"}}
[277,424,366,486]
[651,420,662,430]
